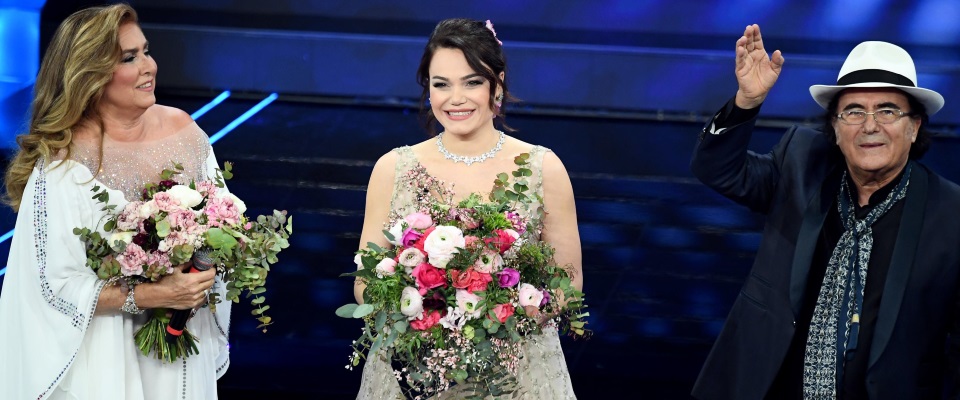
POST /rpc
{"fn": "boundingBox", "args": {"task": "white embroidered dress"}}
[356,145,577,400]
[0,123,230,400]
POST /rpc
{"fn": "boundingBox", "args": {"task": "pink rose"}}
[411,263,447,295]
[450,267,493,293]
[401,228,422,247]
[490,303,515,323]
[496,268,520,288]
[485,229,516,254]
[404,212,434,230]
[410,309,443,331]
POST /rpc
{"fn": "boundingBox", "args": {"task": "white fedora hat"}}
[809,41,944,115]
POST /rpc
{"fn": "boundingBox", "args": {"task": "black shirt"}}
[708,98,906,399]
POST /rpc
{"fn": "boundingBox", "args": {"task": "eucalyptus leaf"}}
[336,304,359,318]
[353,303,375,318]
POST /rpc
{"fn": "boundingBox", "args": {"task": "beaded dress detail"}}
[356,144,577,399]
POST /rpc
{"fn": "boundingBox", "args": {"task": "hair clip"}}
[485,20,503,46]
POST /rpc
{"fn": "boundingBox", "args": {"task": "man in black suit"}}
[691,24,960,400]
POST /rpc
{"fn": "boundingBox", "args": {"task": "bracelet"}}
[120,283,145,314]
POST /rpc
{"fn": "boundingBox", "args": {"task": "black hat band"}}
[837,69,915,87]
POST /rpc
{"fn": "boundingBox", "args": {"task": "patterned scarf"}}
[802,163,911,398]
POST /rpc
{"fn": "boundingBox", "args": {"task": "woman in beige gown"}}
[354,18,583,399]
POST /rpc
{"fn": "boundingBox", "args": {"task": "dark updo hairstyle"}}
[416,18,516,136]
[821,89,931,160]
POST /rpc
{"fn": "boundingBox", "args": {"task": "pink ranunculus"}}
[410,309,444,331]
[517,283,544,308]
[490,303,515,323]
[473,248,504,274]
[496,268,520,288]
[404,212,433,230]
[117,243,148,276]
[397,248,425,270]
[375,258,397,277]
[411,263,447,295]
[401,228,422,247]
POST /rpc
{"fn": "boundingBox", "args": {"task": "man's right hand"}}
[734,24,784,109]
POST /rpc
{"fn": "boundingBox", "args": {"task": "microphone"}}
[165,248,215,343]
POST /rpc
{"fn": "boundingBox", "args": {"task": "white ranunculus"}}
[400,287,424,320]
[517,283,544,308]
[386,220,404,246]
[108,231,135,252]
[455,290,482,319]
[375,258,397,277]
[165,185,204,208]
[225,193,247,214]
[473,248,504,274]
[439,306,467,330]
[354,254,364,270]
[423,225,465,268]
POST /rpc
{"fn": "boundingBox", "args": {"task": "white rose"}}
[518,283,544,308]
[138,201,158,219]
[423,225,465,268]
[386,220,404,246]
[375,258,397,277]
[108,231,135,252]
[400,287,424,320]
[225,193,247,214]
[455,290,482,319]
[166,185,204,208]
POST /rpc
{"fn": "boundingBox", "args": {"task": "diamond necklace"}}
[436,130,505,166]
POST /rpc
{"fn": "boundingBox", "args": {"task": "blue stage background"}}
[3,1,960,398]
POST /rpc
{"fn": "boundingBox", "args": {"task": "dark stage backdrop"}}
[1,1,959,399]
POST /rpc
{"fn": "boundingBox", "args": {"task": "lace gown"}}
[0,122,230,400]
[356,145,577,399]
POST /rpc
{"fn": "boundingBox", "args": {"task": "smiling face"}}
[832,88,920,183]
[100,22,156,113]
[428,47,501,137]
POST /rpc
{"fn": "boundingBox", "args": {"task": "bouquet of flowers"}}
[338,154,589,399]
[73,162,293,362]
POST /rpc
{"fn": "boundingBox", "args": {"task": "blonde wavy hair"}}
[4,4,138,211]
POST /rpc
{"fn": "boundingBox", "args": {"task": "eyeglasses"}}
[836,108,911,125]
